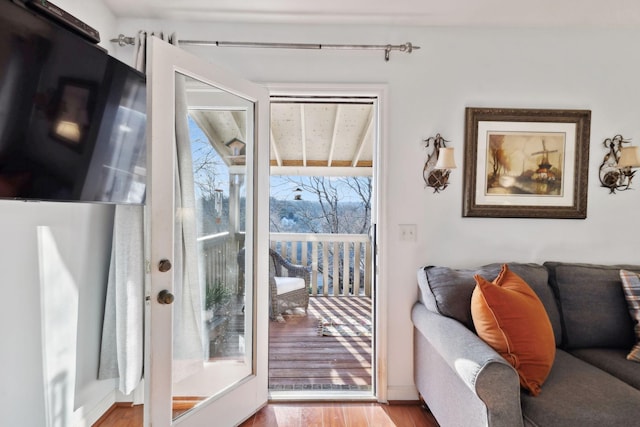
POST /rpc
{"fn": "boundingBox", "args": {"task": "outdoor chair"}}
[237,248,310,320]
[268,248,310,320]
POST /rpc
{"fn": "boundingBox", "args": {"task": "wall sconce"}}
[599,134,640,193]
[423,133,456,193]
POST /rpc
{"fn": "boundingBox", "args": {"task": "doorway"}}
[266,91,382,399]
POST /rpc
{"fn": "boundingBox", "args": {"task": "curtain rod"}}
[109,34,419,61]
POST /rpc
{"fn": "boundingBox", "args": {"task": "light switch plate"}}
[399,224,417,241]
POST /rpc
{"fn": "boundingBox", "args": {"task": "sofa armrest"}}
[412,302,523,427]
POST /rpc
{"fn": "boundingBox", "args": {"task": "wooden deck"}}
[269,296,373,391]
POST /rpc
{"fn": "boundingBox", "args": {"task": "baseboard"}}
[73,390,117,427]
[387,399,422,405]
[385,385,419,401]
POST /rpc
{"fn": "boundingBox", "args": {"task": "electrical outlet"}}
[399,224,417,241]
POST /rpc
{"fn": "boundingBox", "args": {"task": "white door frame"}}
[266,83,389,402]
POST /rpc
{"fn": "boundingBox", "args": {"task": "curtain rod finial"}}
[109,34,135,46]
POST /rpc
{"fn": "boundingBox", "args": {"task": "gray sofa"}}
[412,262,640,427]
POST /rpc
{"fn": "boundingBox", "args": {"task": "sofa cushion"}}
[620,269,640,361]
[521,350,640,427]
[418,264,502,330]
[570,348,640,390]
[418,263,562,345]
[471,264,555,396]
[545,262,639,349]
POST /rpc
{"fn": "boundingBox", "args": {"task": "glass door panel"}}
[171,75,254,416]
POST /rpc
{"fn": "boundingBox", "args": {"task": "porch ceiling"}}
[189,101,375,176]
[270,101,374,173]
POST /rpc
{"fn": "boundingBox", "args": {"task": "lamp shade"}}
[435,147,456,169]
[618,146,640,168]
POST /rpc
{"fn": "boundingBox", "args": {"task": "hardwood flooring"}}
[269,296,372,390]
[94,402,440,427]
[92,403,142,427]
[239,402,439,427]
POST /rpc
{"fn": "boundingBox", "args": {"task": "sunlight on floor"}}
[239,402,438,427]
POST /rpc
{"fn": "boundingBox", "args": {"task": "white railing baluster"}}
[332,241,340,297]
[343,242,350,295]
[354,242,361,295]
[311,242,318,296]
[322,243,329,296]
[301,242,308,272]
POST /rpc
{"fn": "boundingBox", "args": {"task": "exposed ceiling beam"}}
[270,128,282,166]
[300,104,307,166]
[352,108,373,167]
[271,159,372,167]
[230,111,247,141]
[270,166,373,177]
[327,104,340,167]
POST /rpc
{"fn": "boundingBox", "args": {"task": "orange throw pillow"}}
[471,264,556,396]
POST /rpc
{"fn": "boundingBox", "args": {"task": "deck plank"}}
[268,296,372,390]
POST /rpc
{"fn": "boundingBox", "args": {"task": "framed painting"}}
[463,107,591,219]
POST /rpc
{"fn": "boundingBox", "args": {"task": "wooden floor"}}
[94,402,440,427]
[269,296,372,390]
[239,402,439,427]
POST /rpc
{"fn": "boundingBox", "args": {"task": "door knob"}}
[158,259,172,272]
[157,290,175,305]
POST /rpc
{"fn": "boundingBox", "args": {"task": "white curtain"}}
[98,31,205,394]
[97,203,144,394]
[171,36,206,381]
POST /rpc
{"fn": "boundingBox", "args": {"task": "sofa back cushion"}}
[418,262,562,345]
[545,262,639,349]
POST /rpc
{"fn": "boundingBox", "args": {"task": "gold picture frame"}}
[463,107,591,219]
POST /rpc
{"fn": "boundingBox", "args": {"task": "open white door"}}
[145,36,270,426]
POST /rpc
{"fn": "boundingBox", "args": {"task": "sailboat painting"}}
[485,132,565,196]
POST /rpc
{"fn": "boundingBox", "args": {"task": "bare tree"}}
[275,176,371,234]
[271,175,372,293]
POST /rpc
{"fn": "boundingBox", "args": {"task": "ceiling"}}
[103,0,640,27]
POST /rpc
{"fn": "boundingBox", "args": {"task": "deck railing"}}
[198,232,372,298]
[198,231,242,294]
[270,232,372,297]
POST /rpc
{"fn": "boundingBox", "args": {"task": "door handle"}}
[157,290,175,305]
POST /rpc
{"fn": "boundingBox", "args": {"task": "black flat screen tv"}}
[0,0,146,204]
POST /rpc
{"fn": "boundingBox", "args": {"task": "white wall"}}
[0,201,116,426]
[53,0,117,52]
[110,19,640,401]
[0,1,120,426]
